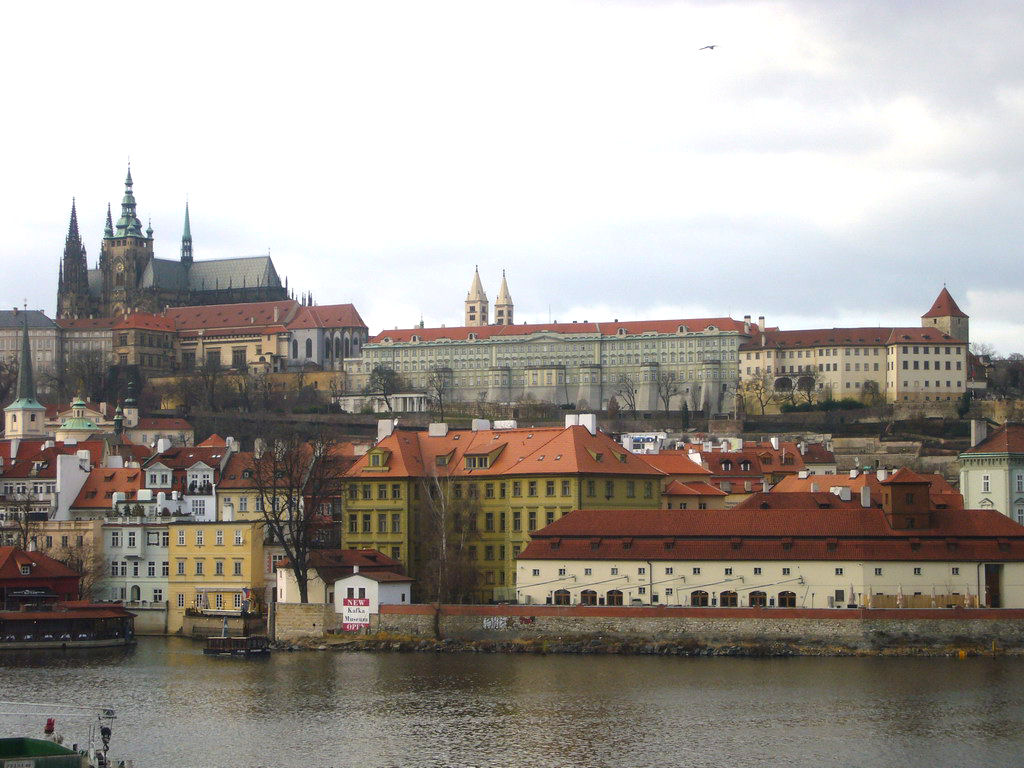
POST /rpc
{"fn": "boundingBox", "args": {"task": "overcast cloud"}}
[2,1,1022,353]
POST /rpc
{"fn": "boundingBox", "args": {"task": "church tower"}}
[465,266,489,326]
[56,200,92,319]
[181,201,193,264]
[4,310,46,438]
[99,165,155,316]
[922,287,969,343]
[494,270,513,326]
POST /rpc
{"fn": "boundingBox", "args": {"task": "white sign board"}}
[342,597,371,631]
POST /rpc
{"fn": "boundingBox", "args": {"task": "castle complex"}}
[57,167,287,319]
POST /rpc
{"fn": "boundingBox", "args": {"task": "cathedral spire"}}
[115,164,143,237]
[104,203,114,238]
[57,199,90,319]
[14,310,36,403]
[464,265,489,327]
[3,309,46,437]
[495,269,513,326]
[181,201,193,264]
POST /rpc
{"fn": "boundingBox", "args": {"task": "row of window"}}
[173,559,245,576]
[110,560,170,577]
[177,592,243,609]
[174,529,246,546]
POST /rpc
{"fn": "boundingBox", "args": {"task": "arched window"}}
[778,591,797,608]
[344,336,351,358]
[580,589,597,606]
[305,338,313,358]
[130,585,141,602]
[748,590,767,608]
[720,590,738,607]
[606,589,623,606]
[291,340,298,358]
[553,589,570,606]
[335,336,342,359]
[690,590,709,607]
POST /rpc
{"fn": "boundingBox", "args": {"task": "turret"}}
[57,200,90,319]
[181,201,193,264]
[4,308,46,438]
[114,165,144,238]
[494,270,513,326]
[922,287,969,343]
[464,265,489,327]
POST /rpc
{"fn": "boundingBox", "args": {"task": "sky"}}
[3,1,1023,354]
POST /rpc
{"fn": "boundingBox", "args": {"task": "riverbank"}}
[279,631,1024,658]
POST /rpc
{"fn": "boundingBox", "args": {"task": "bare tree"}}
[655,371,680,415]
[415,472,481,605]
[614,374,638,417]
[427,367,453,422]
[5,493,46,550]
[250,431,347,604]
[861,380,893,437]
[795,368,820,406]
[44,349,109,403]
[367,364,404,412]
[51,539,107,600]
[0,357,18,405]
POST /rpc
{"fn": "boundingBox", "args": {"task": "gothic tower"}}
[4,310,46,438]
[100,165,155,315]
[56,200,93,319]
[494,270,513,326]
[181,201,193,264]
[465,265,489,326]
[922,287,969,343]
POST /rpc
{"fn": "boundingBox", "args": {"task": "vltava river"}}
[2,638,1024,767]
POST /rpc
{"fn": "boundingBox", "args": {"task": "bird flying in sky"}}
[698,45,717,51]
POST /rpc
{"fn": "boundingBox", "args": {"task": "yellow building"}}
[342,419,664,602]
[166,520,263,634]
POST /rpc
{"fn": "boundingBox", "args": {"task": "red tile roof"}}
[771,471,963,509]
[72,468,144,509]
[519,505,1024,562]
[347,426,665,479]
[881,467,933,485]
[0,547,80,580]
[962,425,1024,455]
[0,440,105,479]
[197,434,227,447]
[739,326,965,351]
[55,317,119,330]
[664,480,727,497]
[164,300,299,331]
[144,446,229,470]
[217,452,258,489]
[287,303,366,330]
[113,313,176,331]
[279,548,405,582]
[637,452,711,476]
[371,317,752,344]
[922,287,968,319]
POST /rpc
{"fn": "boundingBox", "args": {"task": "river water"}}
[2,638,1024,767]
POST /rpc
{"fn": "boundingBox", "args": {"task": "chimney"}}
[427,423,449,437]
[578,414,598,435]
[377,419,396,441]
[971,419,988,448]
[10,439,19,459]
[798,441,806,455]
[876,468,889,482]
[849,468,859,479]
[798,469,809,479]
[860,486,872,508]
[156,437,171,454]
[770,436,780,450]
[809,482,819,493]
[254,437,266,458]
[273,306,280,323]
[838,487,852,502]
[353,564,360,574]
[758,315,765,330]
[471,419,491,432]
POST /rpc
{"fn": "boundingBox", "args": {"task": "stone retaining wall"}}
[368,604,1024,651]
[274,602,342,641]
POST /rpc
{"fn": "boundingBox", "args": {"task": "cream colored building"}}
[517,471,1024,609]
[959,424,1024,523]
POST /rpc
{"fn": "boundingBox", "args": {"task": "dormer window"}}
[740,460,751,471]
[721,460,732,471]
[617,328,628,336]
[465,455,489,470]
[370,454,382,467]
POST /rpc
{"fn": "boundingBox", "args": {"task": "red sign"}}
[342,597,371,631]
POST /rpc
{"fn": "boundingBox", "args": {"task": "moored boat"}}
[0,704,128,767]
[203,635,270,656]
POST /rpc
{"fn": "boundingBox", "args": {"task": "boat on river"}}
[0,604,135,651]
[203,634,270,656]
[0,703,128,767]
